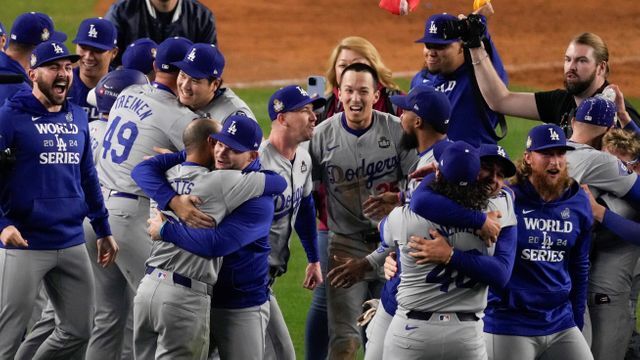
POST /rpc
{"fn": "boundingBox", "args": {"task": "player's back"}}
[196,87,255,126]
[97,84,196,195]
[148,164,267,284]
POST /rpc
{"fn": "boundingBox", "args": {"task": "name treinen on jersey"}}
[326,155,400,189]
[112,94,153,121]
[523,217,573,233]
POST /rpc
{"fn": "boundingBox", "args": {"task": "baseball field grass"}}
[3,2,640,359]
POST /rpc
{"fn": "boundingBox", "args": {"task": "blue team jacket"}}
[67,67,100,122]
[410,29,508,146]
[0,52,31,106]
[0,90,111,249]
[484,180,593,336]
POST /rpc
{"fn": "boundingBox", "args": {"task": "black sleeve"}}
[195,1,217,45]
[534,89,576,125]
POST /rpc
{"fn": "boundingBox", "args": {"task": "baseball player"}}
[68,17,119,123]
[309,62,418,357]
[122,38,158,81]
[130,118,286,359]
[0,12,67,104]
[86,36,198,359]
[563,98,640,360]
[480,124,593,360]
[141,115,276,360]
[0,21,6,51]
[411,11,508,146]
[0,41,117,359]
[381,141,517,360]
[362,141,513,360]
[14,68,150,360]
[172,43,256,124]
[261,85,326,360]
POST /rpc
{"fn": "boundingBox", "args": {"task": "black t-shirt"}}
[535,82,640,134]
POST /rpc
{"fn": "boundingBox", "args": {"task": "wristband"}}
[444,247,454,265]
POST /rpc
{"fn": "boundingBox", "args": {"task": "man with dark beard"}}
[467,32,640,134]
[0,41,118,358]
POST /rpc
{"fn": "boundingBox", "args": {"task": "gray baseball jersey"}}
[147,165,267,284]
[259,141,313,271]
[389,189,516,313]
[89,119,108,166]
[196,87,256,125]
[567,141,637,197]
[309,110,418,235]
[98,84,196,195]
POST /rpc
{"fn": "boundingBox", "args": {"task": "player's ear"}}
[523,151,532,165]
[415,116,423,129]
[28,68,38,82]
[276,113,287,126]
[373,88,381,104]
[109,48,119,63]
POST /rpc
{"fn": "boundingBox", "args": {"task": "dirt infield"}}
[96,0,640,96]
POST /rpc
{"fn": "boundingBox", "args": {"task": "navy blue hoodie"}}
[0,52,31,106]
[0,89,111,249]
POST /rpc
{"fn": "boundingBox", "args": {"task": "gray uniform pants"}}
[485,327,592,360]
[0,244,95,359]
[589,291,635,360]
[327,232,384,359]
[211,301,270,360]
[383,309,486,360]
[264,293,295,360]
[364,303,393,360]
[133,271,211,360]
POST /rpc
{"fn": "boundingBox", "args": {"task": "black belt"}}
[109,190,138,200]
[338,229,380,244]
[407,310,479,322]
[145,266,212,296]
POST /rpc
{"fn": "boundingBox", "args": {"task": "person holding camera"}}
[466,28,640,134]
[411,5,508,146]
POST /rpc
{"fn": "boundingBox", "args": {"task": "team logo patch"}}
[66,112,73,123]
[296,86,309,96]
[30,54,37,67]
[526,136,532,149]
[273,99,284,113]
[41,28,50,41]
[157,271,168,280]
[150,48,157,58]
[438,314,451,321]
[52,42,64,54]
[378,136,391,148]
[497,145,506,158]
[300,160,308,173]
[561,207,570,220]
[548,127,560,141]
[187,48,197,62]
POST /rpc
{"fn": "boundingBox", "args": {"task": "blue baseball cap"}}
[30,41,80,69]
[390,85,451,133]
[437,140,480,186]
[73,17,117,51]
[575,97,616,128]
[479,144,516,178]
[10,12,67,45]
[155,37,193,73]
[95,69,149,114]
[210,115,262,152]
[526,124,574,152]
[122,38,157,75]
[415,13,460,45]
[268,85,326,120]
[173,43,225,79]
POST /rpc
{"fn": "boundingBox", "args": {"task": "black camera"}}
[441,14,486,47]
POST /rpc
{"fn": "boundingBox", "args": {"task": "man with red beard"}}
[466,32,640,134]
[0,41,118,359]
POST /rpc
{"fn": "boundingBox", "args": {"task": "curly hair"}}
[603,128,640,158]
[325,36,400,92]
[429,174,490,211]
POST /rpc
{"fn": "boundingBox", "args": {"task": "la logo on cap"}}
[227,121,238,135]
[548,127,559,141]
[52,42,64,54]
[88,24,98,39]
[429,21,438,34]
[187,48,196,62]
[497,146,506,157]
[296,86,308,96]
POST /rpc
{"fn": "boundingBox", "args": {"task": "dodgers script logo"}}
[326,156,400,189]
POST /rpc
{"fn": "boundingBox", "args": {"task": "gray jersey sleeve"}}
[567,143,637,197]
